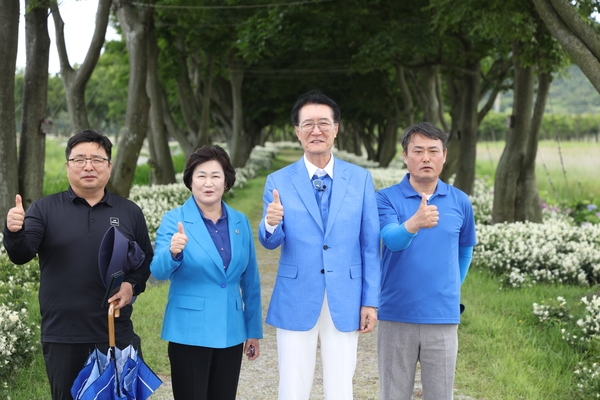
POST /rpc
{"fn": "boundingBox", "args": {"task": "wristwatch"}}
[127,281,138,296]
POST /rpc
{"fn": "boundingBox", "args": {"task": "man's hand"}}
[266,189,284,226]
[170,222,188,257]
[6,194,25,233]
[359,306,378,333]
[404,193,439,234]
[108,282,135,311]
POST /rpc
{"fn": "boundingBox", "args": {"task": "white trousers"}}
[276,293,359,400]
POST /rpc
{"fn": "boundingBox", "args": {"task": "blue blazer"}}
[258,157,380,332]
[151,197,262,348]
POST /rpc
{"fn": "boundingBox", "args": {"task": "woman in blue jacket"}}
[151,145,262,400]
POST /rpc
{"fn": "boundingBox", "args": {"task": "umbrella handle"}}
[108,301,119,348]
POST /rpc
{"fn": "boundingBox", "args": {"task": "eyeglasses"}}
[298,121,336,134]
[68,157,110,168]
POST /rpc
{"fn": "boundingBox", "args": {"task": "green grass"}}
[477,140,600,204]
[10,290,49,399]
[9,140,600,399]
[457,269,590,399]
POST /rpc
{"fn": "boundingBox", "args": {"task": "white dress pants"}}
[276,292,359,400]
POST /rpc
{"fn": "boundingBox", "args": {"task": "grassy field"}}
[477,140,600,203]
[42,137,600,203]
[8,139,599,399]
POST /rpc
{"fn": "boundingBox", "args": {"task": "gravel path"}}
[149,234,477,400]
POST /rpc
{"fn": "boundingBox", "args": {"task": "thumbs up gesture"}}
[170,221,188,257]
[6,195,25,233]
[266,189,284,227]
[404,193,439,234]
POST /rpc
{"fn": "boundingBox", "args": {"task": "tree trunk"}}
[514,72,552,223]
[111,0,152,197]
[435,72,449,132]
[19,0,50,208]
[242,119,263,165]
[176,44,201,136]
[228,60,246,167]
[441,75,462,183]
[493,41,534,223]
[412,66,439,125]
[377,72,403,167]
[397,65,414,127]
[378,116,400,167]
[146,14,175,185]
[452,63,480,195]
[441,63,481,195]
[194,57,213,150]
[0,0,20,218]
[161,88,194,156]
[50,0,111,133]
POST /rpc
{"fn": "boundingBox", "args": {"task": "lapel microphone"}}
[313,178,326,192]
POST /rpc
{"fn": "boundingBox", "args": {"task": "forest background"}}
[3,0,600,225]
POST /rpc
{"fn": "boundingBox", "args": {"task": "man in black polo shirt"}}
[3,130,154,400]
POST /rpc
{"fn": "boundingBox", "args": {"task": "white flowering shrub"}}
[333,147,380,169]
[0,257,39,392]
[574,361,600,398]
[532,295,600,397]
[558,296,600,349]
[0,304,37,390]
[533,296,572,324]
[578,296,600,341]
[233,142,280,185]
[130,182,191,241]
[469,177,494,225]
[473,217,600,288]
[369,167,407,191]
[270,141,303,151]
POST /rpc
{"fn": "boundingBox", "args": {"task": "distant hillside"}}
[496,65,600,115]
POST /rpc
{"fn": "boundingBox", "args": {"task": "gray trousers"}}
[378,321,458,400]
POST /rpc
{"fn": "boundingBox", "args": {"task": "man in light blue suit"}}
[258,90,380,400]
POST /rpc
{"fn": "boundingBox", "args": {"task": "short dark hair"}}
[290,90,341,126]
[183,145,236,193]
[400,122,448,152]
[66,130,112,160]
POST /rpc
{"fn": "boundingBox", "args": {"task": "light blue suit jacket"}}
[258,157,380,332]
[151,197,262,348]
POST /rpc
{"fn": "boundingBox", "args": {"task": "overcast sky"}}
[17,0,119,74]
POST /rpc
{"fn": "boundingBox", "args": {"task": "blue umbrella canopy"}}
[71,303,162,400]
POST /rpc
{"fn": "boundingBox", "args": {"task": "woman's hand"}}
[170,222,188,257]
[245,338,260,360]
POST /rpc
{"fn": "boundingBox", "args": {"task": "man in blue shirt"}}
[376,122,477,400]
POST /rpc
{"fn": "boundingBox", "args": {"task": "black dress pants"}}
[168,341,244,400]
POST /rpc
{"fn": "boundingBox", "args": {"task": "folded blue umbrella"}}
[71,304,161,400]
[118,345,163,399]
[71,347,121,400]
